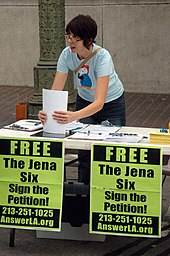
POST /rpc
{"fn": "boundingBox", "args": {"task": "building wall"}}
[0,0,170,93]
[0,0,39,87]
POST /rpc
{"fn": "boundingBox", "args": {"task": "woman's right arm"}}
[51,71,68,90]
[38,71,68,124]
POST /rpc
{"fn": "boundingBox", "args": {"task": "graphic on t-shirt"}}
[78,65,92,89]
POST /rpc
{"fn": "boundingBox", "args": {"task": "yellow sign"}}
[90,143,162,238]
[0,137,64,231]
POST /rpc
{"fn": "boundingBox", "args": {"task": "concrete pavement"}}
[0,86,170,255]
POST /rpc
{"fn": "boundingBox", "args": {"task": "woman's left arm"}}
[53,75,109,123]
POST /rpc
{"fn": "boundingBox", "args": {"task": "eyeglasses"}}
[65,34,81,42]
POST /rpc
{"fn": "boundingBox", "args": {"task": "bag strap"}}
[74,47,102,74]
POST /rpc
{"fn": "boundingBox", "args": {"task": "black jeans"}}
[76,93,126,184]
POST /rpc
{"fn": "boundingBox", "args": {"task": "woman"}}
[38,14,126,184]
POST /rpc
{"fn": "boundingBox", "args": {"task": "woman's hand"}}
[52,110,78,124]
[38,110,47,125]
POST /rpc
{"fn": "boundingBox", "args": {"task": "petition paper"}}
[43,89,68,134]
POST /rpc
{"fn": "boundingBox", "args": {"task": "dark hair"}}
[66,14,97,49]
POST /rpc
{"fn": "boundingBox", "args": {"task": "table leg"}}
[9,228,15,247]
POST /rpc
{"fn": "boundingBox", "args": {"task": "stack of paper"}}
[150,131,170,145]
[43,89,68,134]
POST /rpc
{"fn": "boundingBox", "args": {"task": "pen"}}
[78,131,102,135]
[68,127,83,135]
[70,127,83,131]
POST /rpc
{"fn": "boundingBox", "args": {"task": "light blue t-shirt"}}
[57,44,124,103]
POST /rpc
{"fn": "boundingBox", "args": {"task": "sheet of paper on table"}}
[82,124,121,133]
[65,121,89,133]
[67,125,121,140]
[104,132,143,143]
[68,131,108,140]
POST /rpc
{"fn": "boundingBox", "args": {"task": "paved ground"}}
[0,86,170,255]
[0,85,170,129]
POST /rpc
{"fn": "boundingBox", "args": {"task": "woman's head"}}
[66,14,97,49]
